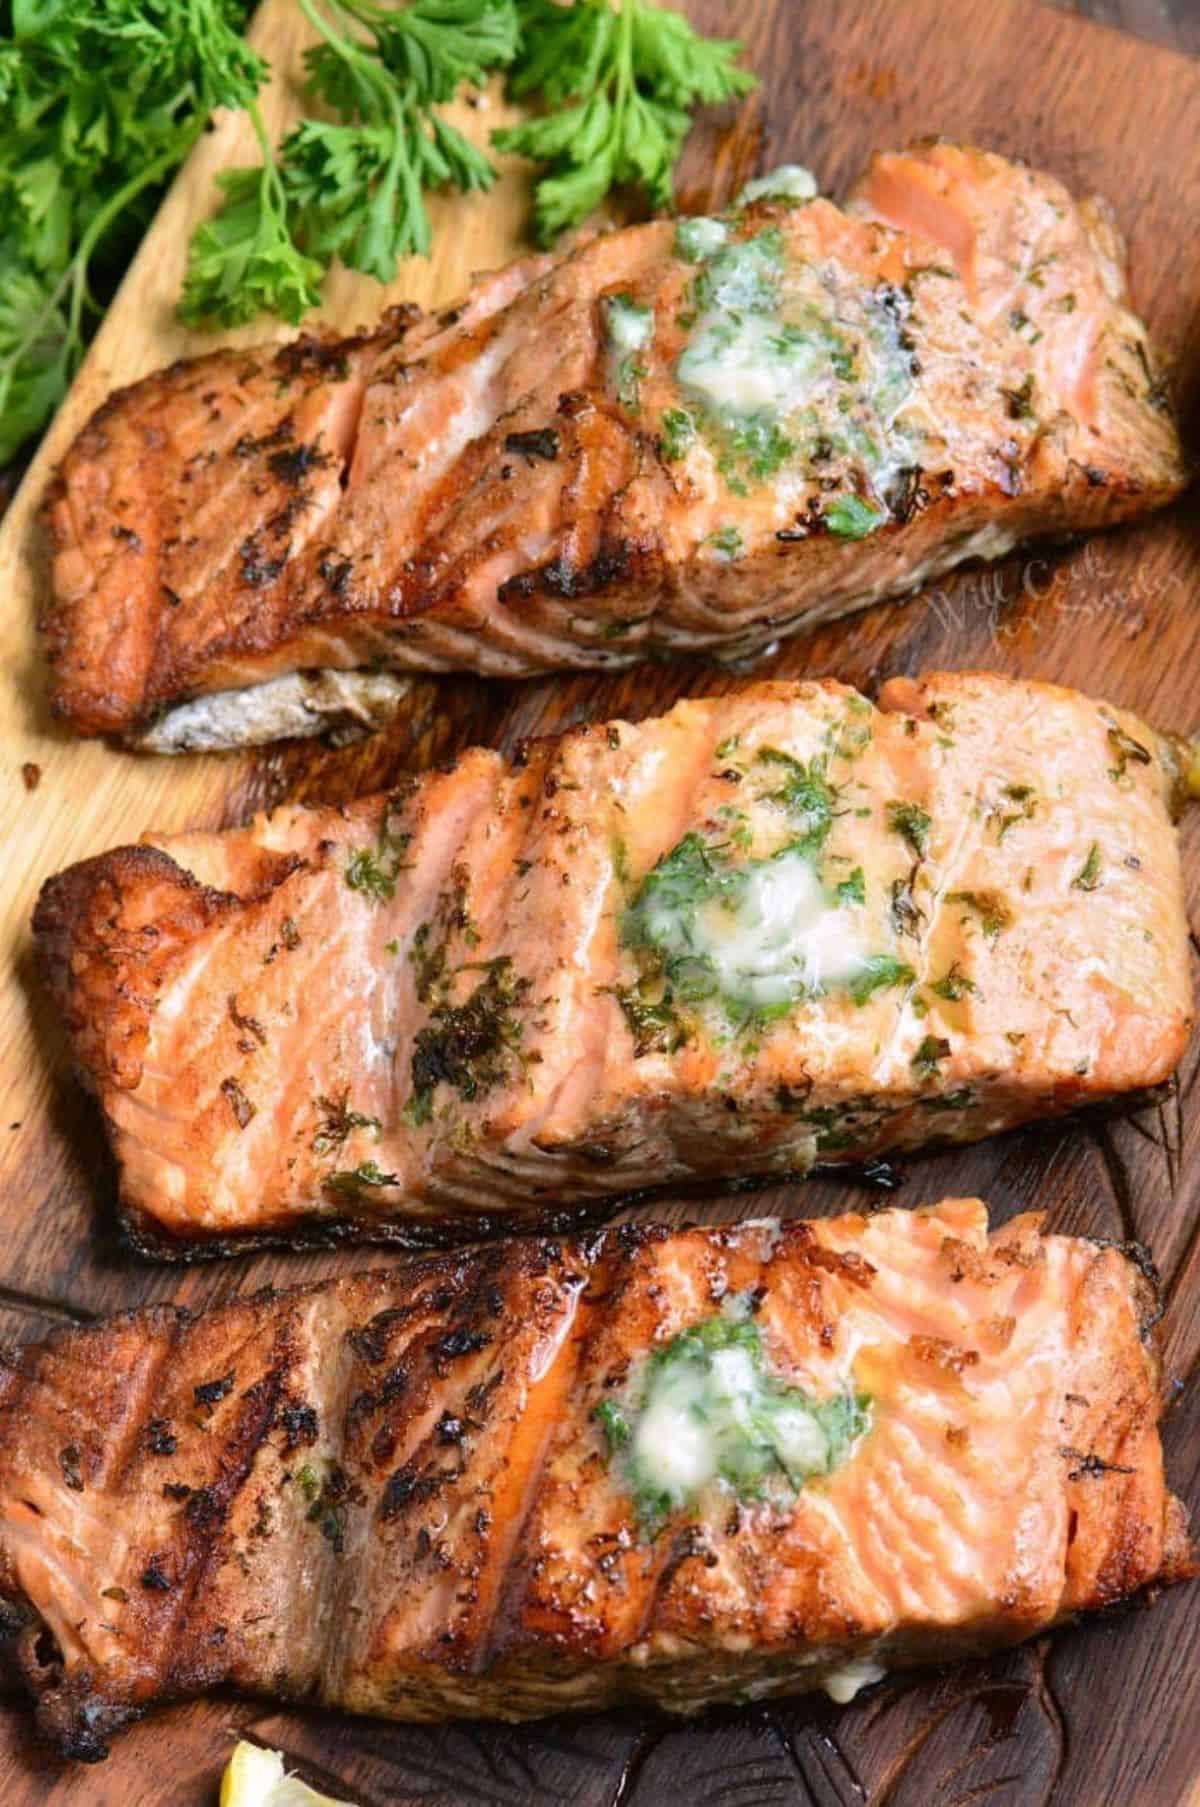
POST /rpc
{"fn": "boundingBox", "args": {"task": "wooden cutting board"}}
[2,0,1199,1800]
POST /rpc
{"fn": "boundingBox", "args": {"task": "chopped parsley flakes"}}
[345,827,412,903]
[885,800,931,858]
[824,493,887,539]
[1072,842,1102,891]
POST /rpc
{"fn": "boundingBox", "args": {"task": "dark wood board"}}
[1,0,1199,1799]
[1059,0,1200,58]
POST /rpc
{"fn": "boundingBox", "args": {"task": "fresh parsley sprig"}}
[494,0,756,244]
[179,0,520,324]
[178,99,324,327]
[0,0,262,462]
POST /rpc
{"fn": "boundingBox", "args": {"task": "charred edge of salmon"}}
[0,1292,310,1762]
[7,1563,1191,1765]
[115,1190,627,1264]
[1086,1234,1167,1349]
[36,317,408,551]
[106,1084,1177,1264]
[37,305,418,533]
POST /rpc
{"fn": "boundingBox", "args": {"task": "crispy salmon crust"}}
[0,1201,1191,1760]
[40,142,1187,748]
[33,672,1194,1253]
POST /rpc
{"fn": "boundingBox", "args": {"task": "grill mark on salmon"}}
[0,1201,1190,1760]
[40,143,1186,749]
[33,672,1194,1254]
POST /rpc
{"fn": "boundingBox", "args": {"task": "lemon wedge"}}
[219,1740,359,1807]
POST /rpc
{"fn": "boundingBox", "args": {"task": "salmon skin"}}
[41,142,1186,751]
[34,671,1194,1255]
[0,1200,1190,1760]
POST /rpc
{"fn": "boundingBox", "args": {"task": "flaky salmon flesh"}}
[35,672,1194,1254]
[0,1201,1190,1761]
[41,142,1186,750]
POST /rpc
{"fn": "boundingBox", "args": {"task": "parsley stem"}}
[71,140,193,317]
[295,0,347,55]
[243,93,291,237]
[613,0,636,166]
[295,0,438,260]
[0,139,187,428]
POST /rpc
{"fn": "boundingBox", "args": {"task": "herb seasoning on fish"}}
[617,740,909,1030]
[596,1293,871,1534]
[408,957,531,1125]
[604,293,654,414]
[32,672,1195,1250]
[670,222,919,509]
[621,834,877,1023]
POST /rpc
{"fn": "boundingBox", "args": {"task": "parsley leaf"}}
[326,1158,401,1194]
[494,0,755,244]
[0,266,75,465]
[594,1397,631,1449]
[345,825,413,902]
[1072,842,1102,892]
[849,954,914,1006]
[836,866,865,907]
[178,108,324,327]
[912,1034,951,1077]
[658,404,697,461]
[756,746,839,851]
[946,889,1011,940]
[929,960,977,1002]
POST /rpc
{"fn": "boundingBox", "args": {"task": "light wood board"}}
[1,0,1200,1801]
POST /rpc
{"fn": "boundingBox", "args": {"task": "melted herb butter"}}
[621,833,873,1020]
[737,164,819,206]
[670,225,918,512]
[675,215,729,262]
[701,846,864,1009]
[606,292,653,353]
[604,292,654,413]
[618,738,915,1031]
[596,1294,871,1533]
[682,311,831,418]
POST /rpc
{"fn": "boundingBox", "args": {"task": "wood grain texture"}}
[1058,0,1200,56]
[0,0,1199,1800]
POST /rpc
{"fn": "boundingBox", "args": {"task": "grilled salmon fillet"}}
[34,672,1194,1254]
[0,1201,1190,1761]
[41,142,1186,750]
